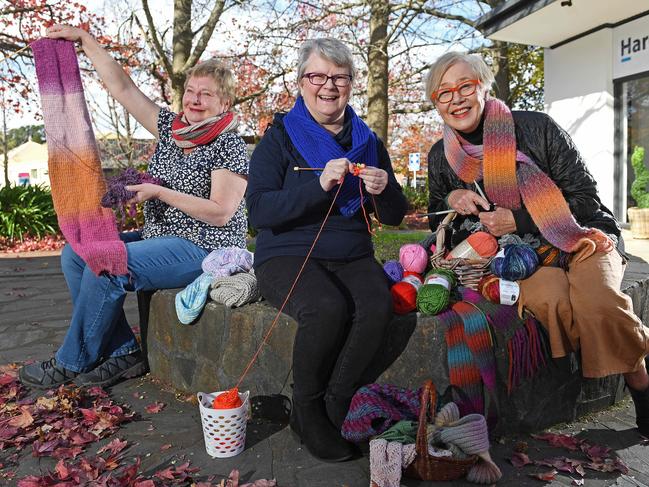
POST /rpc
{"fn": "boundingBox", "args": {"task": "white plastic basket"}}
[197,390,250,458]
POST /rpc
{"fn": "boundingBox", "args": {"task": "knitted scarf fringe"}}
[444,98,613,262]
[32,39,127,276]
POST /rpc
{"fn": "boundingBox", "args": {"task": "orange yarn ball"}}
[391,271,423,314]
[447,232,498,260]
[478,275,501,303]
[212,387,243,409]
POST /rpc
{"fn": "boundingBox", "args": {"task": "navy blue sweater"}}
[247,113,408,269]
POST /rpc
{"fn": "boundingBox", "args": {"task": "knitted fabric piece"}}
[171,111,239,149]
[341,383,420,443]
[440,308,484,416]
[369,439,416,487]
[283,96,378,217]
[376,420,417,444]
[209,271,260,308]
[175,272,213,324]
[32,39,127,276]
[434,414,490,456]
[202,247,254,278]
[444,98,613,262]
[435,402,461,427]
[467,457,503,484]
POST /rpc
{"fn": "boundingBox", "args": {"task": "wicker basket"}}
[429,212,493,290]
[403,380,477,481]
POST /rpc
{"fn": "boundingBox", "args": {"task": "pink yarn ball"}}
[399,244,428,273]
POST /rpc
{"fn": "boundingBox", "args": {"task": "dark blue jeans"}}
[56,232,208,372]
[256,255,393,400]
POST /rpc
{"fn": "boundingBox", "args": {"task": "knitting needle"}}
[414,209,455,217]
[474,180,496,211]
[293,166,324,171]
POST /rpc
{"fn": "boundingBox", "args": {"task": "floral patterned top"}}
[142,108,248,250]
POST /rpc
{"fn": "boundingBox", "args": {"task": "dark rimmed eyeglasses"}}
[301,72,353,87]
[431,79,480,104]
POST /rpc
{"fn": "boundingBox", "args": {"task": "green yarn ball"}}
[416,268,457,315]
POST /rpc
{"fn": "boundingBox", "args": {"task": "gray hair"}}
[424,52,494,101]
[296,38,356,81]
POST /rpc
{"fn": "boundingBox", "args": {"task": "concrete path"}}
[1,251,649,486]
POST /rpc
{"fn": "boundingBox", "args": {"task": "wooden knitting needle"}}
[414,209,455,217]
[293,166,324,171]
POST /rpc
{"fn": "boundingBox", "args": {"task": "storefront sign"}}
[613,15,649,79]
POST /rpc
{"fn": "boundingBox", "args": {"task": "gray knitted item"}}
[433,414,490,455]
[209,271,260,308]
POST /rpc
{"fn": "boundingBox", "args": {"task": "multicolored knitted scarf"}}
[444,98,613,262]
[32,39,127,276]
[171,111,238,149]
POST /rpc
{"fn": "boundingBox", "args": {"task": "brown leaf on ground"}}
[96,438,128,455]
[510,452,532,468]
[160,443,172,451]
[531,433,581,451]
[145,401,165,414]
[529,469,557,481]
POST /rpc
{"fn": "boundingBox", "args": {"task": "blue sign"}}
[408,153,420,171]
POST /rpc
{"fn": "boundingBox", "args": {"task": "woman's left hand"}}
[125,183,163,203]
[358,166,388,195]
[479,207,516,237]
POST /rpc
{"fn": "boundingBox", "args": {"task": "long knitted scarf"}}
[32,39,127,276]
[444,98,613,262]
[171,111,238,149]
[283,96,378,217]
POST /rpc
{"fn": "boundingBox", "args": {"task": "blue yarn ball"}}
[490,243,539,281]
[383,260,404,284]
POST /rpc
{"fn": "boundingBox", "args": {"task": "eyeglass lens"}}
[436,82,477,103]
[306,73,352,87]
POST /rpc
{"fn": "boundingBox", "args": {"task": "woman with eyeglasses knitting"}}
[19,25,248,390]
[425,52,649,436]
[246,38,407,462]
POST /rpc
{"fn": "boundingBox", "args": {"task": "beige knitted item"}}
[369,439,416,487]
[209,271,260,308]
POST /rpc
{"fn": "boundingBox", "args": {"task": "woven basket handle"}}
[415,380,437,459]
[434,212,456,256]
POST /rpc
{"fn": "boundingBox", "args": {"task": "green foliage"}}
[508,44,544,111]
[630,146,649,208]
[402,184,429,212]
[2,125,46,151]
[0,184,58,242]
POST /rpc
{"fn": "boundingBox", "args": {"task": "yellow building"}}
[2,139,50,188]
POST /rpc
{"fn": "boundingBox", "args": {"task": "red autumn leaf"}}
[145,402,165,414]
[155,466,177,480]
[580,442,611,460]
[0,426,20,440]
[32,438,61,457]
[55,459,71,480]
[160,443,172,451]
[532,433,581,451]
[534,457,575,473]
[79,408,99,423]
[52,446,84,460]
[134,481,156,487]
[97,438,128,455]
[510,452,532,468]
[8,408,34,428]
[86,386,109,398]
[0,373,16,386]
[69,430,98,445]
[529,469,557,481]
[17,476,45,487]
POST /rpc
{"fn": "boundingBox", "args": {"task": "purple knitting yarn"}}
[490,243,539,281]
[383,260,404,284]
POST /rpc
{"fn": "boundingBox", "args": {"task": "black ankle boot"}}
[324,393,353,431]
[290,395,357,462]
[629,384,649,436]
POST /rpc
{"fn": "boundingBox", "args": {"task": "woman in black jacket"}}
[247,38,407,462]
[425,52,649,436]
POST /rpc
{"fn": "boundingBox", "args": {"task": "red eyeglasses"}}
[431,79,480,104]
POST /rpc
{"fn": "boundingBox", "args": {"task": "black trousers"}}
[256,255,393,400]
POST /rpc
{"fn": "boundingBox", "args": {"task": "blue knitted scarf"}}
[284,96,378,217]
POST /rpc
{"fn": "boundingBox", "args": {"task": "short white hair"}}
[424,52,494,101]
[297,38,356,80]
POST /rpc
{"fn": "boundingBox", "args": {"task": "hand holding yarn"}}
[447,189,490,216]
[125,182,164,203]
[101,167,163,221]
[319,158,352,191]
[357,166,388,194]
[478,207,516,237]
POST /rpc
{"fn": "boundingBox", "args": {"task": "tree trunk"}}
[172,0,193,112]
[488,41,511,104]
[2,103,8,187]
[366,0,390,144]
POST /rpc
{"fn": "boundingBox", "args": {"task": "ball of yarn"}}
[399,244,428,273]
[478,275,520,305]
[490,243,539,280]
[391,271,423,314]
[416,268,456,315]
[383,260,404,284]
[212,387,243,409]
[446,232,498,260]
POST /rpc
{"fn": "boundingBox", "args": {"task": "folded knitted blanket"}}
[210,271,261,308]
[202,247,254,278]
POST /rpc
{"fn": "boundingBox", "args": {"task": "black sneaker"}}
[74,351,148,388]
[19,358,79,389]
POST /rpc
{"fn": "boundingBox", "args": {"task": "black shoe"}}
[629,384,649,437]
[325,393,353,431]
[19,358,79,389]
[74,351,148,388]
[290,395,357,462]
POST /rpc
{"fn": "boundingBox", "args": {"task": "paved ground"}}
[1,234,649,486]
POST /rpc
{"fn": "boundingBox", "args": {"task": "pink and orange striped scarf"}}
[32,39,127,275]
[444,98,613,262]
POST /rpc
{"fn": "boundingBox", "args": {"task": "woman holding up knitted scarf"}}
[247,38,407,462]
[19,26,248,390]
[425,52,649,436]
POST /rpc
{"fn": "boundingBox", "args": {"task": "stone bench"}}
[140,256,649,436]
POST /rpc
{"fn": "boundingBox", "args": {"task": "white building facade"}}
[477,0,649,222]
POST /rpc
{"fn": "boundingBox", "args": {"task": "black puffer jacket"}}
[427,110,621,250]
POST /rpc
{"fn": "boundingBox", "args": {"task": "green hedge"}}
[0,184,59,241]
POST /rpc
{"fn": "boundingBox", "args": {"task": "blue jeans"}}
[56,232,208,372]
